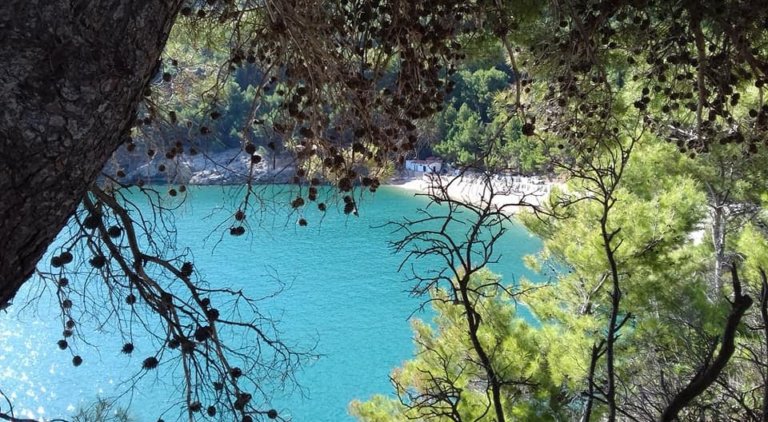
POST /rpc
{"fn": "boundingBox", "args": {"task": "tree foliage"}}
[3,0,768,421]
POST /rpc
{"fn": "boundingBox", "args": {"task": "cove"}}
[0,186,543,421]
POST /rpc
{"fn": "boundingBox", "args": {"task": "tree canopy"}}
[2,0,768,420]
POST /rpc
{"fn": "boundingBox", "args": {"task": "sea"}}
[0,186,544,421]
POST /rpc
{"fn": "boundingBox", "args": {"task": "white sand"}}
[386,173,557,214]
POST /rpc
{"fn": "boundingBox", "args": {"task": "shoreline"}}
[384,172,557,214]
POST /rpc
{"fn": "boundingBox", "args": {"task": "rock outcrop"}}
[107,148,294,185]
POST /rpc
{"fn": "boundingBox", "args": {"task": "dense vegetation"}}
[3,0,768,420]
[348,1,768,421]
[351,134,768,421]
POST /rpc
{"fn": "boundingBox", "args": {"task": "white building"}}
[405,157,442,173]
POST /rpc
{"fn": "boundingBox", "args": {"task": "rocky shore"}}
[108,148,295,185]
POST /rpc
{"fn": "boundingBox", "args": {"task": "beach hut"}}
[405,157,442,173]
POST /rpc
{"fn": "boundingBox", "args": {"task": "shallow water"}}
[0,186,543,421]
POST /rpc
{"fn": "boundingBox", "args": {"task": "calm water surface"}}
[0,186,542,421]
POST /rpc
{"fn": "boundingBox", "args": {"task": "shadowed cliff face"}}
[105,147,298,185]
[0,0,183,307]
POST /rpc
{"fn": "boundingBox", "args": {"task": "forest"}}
[2,0,768,421]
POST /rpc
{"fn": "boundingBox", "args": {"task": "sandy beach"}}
[386,172,557,214]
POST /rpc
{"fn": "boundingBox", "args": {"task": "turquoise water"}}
[0,186,543,421]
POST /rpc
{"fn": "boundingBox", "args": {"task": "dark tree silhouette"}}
[0,1,480,419]
[0,0,183,307]
[4,0,768,420]
[387,170,546,421]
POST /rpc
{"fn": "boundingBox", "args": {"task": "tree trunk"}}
[0,0,182,307]
[711,204,726,297]
[660,266,753,421]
